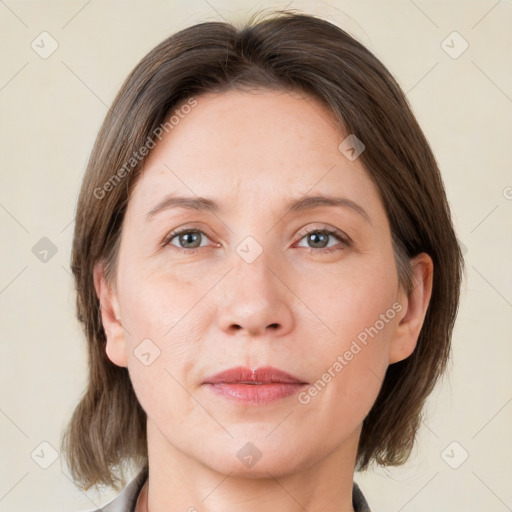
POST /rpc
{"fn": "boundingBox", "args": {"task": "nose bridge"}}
[216,234,293,336]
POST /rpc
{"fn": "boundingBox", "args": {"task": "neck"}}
[140,419,360,512]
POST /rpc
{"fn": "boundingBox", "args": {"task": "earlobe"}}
[93,262,128,368]
[389,252,434,364]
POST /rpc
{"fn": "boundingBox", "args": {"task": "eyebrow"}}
[145,193,371,224]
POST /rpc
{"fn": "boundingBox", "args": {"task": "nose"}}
[216,249,295,338]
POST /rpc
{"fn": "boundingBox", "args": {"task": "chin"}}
[194,436,316,479]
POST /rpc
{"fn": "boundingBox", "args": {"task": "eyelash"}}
[162,225,351,255]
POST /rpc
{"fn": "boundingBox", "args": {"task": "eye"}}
[163,228,213,253]
[295,226,350,254]
[162,225,351,254]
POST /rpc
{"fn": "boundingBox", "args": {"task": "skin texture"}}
[94,88,433,512]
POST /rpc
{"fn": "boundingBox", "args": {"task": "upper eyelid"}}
[298,224,347,238]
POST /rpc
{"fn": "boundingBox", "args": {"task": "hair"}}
[60,8,465,492]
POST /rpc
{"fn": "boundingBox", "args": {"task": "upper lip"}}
[202,366,308,385]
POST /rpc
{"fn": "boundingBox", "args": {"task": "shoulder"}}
[353,481,372,512]
[87,467,148,512]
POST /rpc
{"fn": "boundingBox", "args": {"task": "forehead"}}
[128,89,382,221]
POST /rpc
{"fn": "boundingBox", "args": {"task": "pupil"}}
[310,232,327,248]
[182,232,200,248]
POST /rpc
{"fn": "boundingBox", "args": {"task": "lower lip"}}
[204,383,307,403]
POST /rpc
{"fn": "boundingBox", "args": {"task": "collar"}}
[93,466,371,512]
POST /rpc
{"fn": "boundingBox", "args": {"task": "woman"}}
[61,9,464,512]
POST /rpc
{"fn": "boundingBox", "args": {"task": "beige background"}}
[0,0,511,511]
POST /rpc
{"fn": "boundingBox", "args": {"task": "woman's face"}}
[97,88,422,477]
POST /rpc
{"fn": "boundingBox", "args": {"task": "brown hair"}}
[60,8,465,491]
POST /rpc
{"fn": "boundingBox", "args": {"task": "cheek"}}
[298,313,393,437]
[297,251,398,350]
[122,291,201,428]
[117,256,200,340]
[295,257,397,415]
[116,262,210,417]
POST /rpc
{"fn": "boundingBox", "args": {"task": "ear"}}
[389,252,434,364]
[93,261,128,368]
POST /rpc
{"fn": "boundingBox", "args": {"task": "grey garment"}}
[89,466,371,512]
[353,481,372,512]
[90,467,148,512]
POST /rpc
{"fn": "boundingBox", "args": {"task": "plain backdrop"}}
[0,0,511,511]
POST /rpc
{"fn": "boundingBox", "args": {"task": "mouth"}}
[235,381,273,385]
[202,366,308,404]
[202,365,308,385]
